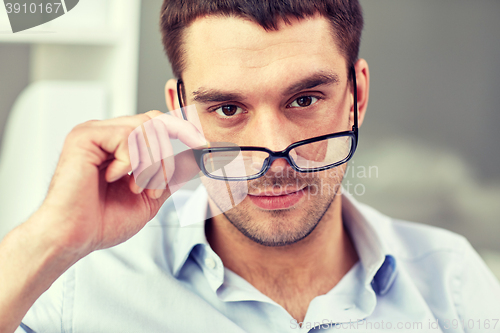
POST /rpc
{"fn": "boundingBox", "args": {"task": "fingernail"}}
[154,189,164,198]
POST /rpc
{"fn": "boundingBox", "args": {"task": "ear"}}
[165,79,183,119]
[352,58,369,127]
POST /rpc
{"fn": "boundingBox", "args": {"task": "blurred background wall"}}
[350,0,500,276]
[1,0,499,276]
[0,45,30,144]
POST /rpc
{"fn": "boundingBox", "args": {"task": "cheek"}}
[314,164,347,190]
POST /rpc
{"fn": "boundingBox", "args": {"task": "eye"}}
[214,105,244,117]
[288,96,319,108]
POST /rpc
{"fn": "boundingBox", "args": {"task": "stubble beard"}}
[205,166,345,247]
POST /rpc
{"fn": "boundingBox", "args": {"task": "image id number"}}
[5,2,62,14]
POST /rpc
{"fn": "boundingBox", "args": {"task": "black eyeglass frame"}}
[177,66,359,181]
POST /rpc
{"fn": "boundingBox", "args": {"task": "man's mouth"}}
[247,186,306,210]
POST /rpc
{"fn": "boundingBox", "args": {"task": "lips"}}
[247,187,305,210]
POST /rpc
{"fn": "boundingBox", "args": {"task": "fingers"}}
[94,111,206,149]
[142,119,170,199]
[127,111,206,199]
[129,118,167,191]
[149,112,207,149]
[69,110,206,200]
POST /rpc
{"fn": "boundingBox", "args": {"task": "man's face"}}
[181,15,354,246]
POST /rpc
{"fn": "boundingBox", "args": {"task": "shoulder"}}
[390,218,470,260]
[356,200,470,260]
[356,201,500,318]
[388,217,500,319]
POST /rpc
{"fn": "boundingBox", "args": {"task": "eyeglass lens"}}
[202,135,353,179]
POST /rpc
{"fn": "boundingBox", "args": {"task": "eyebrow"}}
[282,71,340,97]
[192,90,245,104]
[191,71,340,104]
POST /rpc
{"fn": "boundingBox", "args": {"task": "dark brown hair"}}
[160,0,363,80]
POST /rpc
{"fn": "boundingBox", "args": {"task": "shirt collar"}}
[341,189,398,296]
[172,186,210,277]
[171,185,398,296]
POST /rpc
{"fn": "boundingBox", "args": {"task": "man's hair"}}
[160,0,363,80]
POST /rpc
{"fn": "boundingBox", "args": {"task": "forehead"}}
[181,15,346,89]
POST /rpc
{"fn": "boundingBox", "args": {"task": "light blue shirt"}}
[18,186,500,332]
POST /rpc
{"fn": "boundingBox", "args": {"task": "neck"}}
[206,194,359,321]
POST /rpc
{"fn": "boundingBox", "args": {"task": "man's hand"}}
[0,110,205,333]
[43,110,205,256]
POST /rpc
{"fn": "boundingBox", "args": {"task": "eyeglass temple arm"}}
[176,78,188,121]
[177,67,358,129]
[351,65,358,131]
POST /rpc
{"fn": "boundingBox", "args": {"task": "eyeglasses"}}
[177,66,359,181]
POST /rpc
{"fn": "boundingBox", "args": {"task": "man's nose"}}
[266,157,293,175]
[248,109,295,149]
[247,109,296,173]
